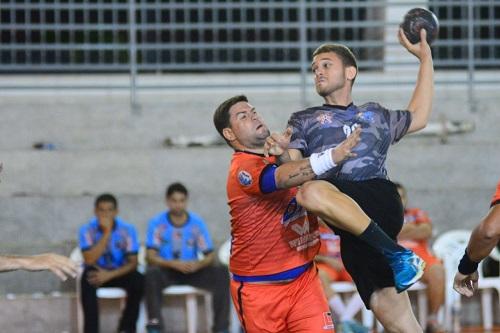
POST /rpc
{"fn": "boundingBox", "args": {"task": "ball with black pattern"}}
[400,8,439,45]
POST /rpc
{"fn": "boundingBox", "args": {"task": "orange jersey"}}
[318,224,341,258]
[227,151,320,277]
[492,181,500,207]
[317,224,352,282]
[399,207,431,252]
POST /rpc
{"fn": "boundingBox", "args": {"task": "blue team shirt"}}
[287,102,412,181]
[146,211,214,260]
[79,217,139,270]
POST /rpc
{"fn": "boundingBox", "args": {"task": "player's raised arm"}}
[400,28,434,134]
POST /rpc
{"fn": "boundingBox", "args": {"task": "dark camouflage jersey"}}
[287,102,412,181]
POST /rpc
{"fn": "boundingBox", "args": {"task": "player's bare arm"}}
[87,255,138,287]
[454,205,500,297]
[0,253,77,281]
[398,223,432,241]
[274,127,361,189]
[82,222,112,265]
[400,28,435,134]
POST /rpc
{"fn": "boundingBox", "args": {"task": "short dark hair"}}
[213,95,248,145]
[166,182,188,198]
[95,193,118,209]
[312,44,358,84]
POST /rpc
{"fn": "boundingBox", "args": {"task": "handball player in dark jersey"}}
[278,29,434,332]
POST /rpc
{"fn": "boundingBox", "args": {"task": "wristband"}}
[309,148,336,176]
[458,249,479,275]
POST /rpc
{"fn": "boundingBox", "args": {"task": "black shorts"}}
[325,177,404,309]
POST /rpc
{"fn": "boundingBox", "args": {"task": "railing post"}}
[129,0,139,113]
[467,0,476,113]
[298,0,308,108]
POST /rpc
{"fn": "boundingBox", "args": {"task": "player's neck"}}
[236,147,265,155]
[232,142,265,155]
[323,90,352,108]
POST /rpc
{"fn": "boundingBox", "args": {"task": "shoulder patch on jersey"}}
[238,170,253,186]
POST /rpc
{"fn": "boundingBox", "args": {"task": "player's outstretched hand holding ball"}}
[400,7,439,45]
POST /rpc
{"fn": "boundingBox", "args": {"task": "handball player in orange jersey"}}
[454,180,500,297]
[213,95,363,332]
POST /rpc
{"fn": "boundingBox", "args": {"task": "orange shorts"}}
[230,265,335,333]
[316,263,353,282]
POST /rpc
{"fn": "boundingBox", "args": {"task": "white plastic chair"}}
[162,285,213,333]
[432,229,500,330]
[70,247,128,333]
[407,281,428,327]
[330,281,374,328]
[145,247,213,333]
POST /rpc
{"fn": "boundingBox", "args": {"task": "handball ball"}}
[400,8,439,45]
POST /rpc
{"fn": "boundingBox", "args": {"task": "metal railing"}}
[0,0,499,108]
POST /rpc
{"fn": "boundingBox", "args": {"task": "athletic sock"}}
[329,295,346,318]
[358,220,405,256]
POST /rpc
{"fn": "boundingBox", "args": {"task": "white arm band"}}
[309,148,336,176]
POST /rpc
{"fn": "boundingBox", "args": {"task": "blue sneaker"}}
[387,249,426,293]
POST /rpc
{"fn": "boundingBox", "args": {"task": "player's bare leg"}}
[370,287,422,333]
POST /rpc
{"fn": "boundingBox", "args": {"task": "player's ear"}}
[222,127,236,142]
[346,65,357,82]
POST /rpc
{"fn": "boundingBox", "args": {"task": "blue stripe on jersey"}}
[232,262,311,282]
[259,164,278,193]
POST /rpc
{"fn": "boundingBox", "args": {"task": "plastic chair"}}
[407,281,428,327]
[432,229,500,330]
[330,281,374,328]
[142,246,213,333]
[161,285,213,333]
[70,247,128,333]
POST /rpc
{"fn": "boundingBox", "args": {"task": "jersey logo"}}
[322,312,335,330]
[317,112,333,126]
[238,170,253,186]
[282,197,307,227]
[291,220,310,236]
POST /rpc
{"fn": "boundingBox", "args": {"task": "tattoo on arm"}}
[286,165,314,181]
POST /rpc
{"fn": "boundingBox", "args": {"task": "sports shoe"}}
[387,249,426,293]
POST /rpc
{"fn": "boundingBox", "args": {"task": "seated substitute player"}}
[79,193,144,333]
[213,95,422,332]
[396,183,445,333]
[277,28,434,332]
[454,180,500,297]
[144,182,230,333]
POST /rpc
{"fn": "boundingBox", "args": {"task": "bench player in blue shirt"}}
[79,193,144,333]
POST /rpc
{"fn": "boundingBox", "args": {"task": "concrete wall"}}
[0,72,499,297]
